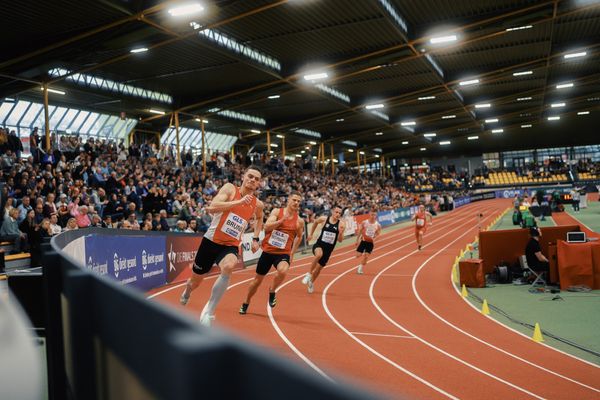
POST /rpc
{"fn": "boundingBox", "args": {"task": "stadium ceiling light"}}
[336,118,344,122]
[577,111,590,115]
[365,103,384,110]
[548,116,560,121]
[4,97,15,102]
[430,34,457,44]
[401,121,416,126]
[296,154,302,157]
[418,96,436,100]
[268,95,280,99]
[359,151,365,155]
[194,118,208,123]
[484,118,498,123]
[551,102,566,108]
[168,3,204,17]
[40,87,65,95]
[148,109,165,115]
[517,97,532,101]
[459,79,479,86]
[475,103,491,109]
[439,141,451,145]
[348,149,354,152]
[402,141,409,145]
[250,129,261,134]
[130,47,148,53]
[564,51,587,59]
[505,25,533,32]
[375,154,380,158]
[423,132,437,137]
[491,129,504,133]
[467,136,479,140]
[270,143,278,147]
[276,134,284,138]
[420,147,426,151]
[441,114,456,119]
[309,141,317,145]
[375,132,383,136]
[556,82,573,89]
[301,150,305,154]
[521,124,533,128]
[303,72,328,81]
[512,70,532,76]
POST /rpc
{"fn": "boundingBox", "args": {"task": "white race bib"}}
[268,230,289,249]
[321,230,336,244]
[365,227,376,238]
[416,218,425,227]
[220,212,248,240]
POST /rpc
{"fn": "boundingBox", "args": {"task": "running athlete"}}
[180,166,264,327]
[302,206,345,293]
[239,192,304,315]
[355,210,381,274]
[412,204,433,250]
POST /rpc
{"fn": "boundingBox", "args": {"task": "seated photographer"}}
[525,227,549,277]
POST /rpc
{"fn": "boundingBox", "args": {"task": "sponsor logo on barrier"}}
[113,252,137,281]
[165,235,202,283]
[87,256,108,275]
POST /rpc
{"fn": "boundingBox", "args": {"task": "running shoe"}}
[239,303,249,315]
[418,245,422,251]
[199,312,215,327]
[307,280,314,294]
[301,273,311,285]
[180,288,190,306]
[357,265,363,274]
[269,292,277,308]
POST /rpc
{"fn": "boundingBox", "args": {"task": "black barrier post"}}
[41,243,68,400]
[63,269,98,400]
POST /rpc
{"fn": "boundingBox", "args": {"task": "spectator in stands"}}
[70,203,91,228]
[126,213,140,230]
[158,210,170,231]
[33,202,45,225]
[572,189,580,212]
[3,197,15,221]
[56,194,70,226]
[173,220,187,233]
[1,208,28,253]
[186,219,198,233]
[49,213,62,235]
[64,218,78,231]
[198,209,212,233]
[17,196,32,223]
[525,227,549,277]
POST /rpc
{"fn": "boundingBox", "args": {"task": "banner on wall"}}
[471,192,497,201]
[241,231,265,262]
[165,234,202,284]
[85,235,167,291]
[454,197,472,208]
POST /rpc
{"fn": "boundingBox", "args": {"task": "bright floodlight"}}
[365,103,384,110]
[303,72,328,81]
[459,79,479,86]
[268,95,280,99]
[467,136,479,140]
[168,3,204,17]
[420,147,426,151]
[148,109,165,115]
[251,129,261,134]
[440,141,451,145]
[517,97,532,101]
[423,133,436,137]
[41,87,65,95]
[276,134,284,138]
[556,82,573,89]
[418,96,436,100]
[521,124,533,128]
[548,116,560,121]
[475,103,491,109]
[309,141,317,145]
[505,25,533,32]
[402,141,409,145]
[401,121,416,126]
[375,132,383,136]
[577,111,590,115]
[430,35,457,44]
[491,129,503,133]
[359,151,365,155]
[485,118,498,123]
[564,51,586,59]
[335,118,344,122]
[442,115,456,119]
[270,143,278,147]
[513,71,532,76]
[130,47,148,53]
[551,102,566,108]
[348,149,354,152]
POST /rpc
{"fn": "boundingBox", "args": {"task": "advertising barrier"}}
[471,191,497,201]
[454,197,471,208]
[85,235,167,291]
[375,206,418,227]
[166,234,202,284]
[241,231,265,263]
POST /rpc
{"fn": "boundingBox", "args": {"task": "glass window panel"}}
[19,103,43,128]
[181,129,194,147]
[99,116,118,137]
[49,107,68,129]
[31,105,55,130]
[79,113,98,133]
[68,111,90,132]
[90,115,109,135]
[57,109,79,130]
[5,101,30,125]
[109,119,126,138]
[0,101,17,124]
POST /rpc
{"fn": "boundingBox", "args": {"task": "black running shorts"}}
[255,252,291,276]
[192,238,239,275]
[312,243,334,267]
[356,240,374,254]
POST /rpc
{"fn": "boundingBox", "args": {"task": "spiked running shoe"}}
[357,265,364,274]
[199,312,215,327]
[301,273,311,285]
[307,280,314,294]
[239,303,249,315]
[269,292,277,308]
[180,288,190,306]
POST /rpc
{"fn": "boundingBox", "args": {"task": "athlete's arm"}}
[338,221,346,242]
[290,220,305,264]
[204,183,245,213]
[251,201,264,252]
[356,222,364,244]
[263,208,282,232]
[307,216,325,242]
[427,212,433,225]
[375,223,382,239]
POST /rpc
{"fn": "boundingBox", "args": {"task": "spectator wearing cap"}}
[525,227,549,276]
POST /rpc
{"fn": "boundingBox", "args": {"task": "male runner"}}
[355,210,381,274]
[180,166,264,327]
[302,206,345,293]
[412,204,433,250]
[239,192,304,314]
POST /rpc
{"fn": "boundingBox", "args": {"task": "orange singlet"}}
[415,211,427,232]
[361,220,380,243]
[204,187,257,247]
[262,208,299,255]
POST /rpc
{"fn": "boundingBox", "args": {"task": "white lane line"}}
[267,206,494,386]
[351,332,416,339]
[368,212,547,399]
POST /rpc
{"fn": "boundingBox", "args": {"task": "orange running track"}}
[150,199,600,399]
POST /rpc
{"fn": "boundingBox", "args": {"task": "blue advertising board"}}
[454,197,471,208]
[85,235,167,291]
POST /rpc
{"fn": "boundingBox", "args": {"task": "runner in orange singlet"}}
[412,204,433,250]
[239,192,304,315]
[180,166,264,327]
[355,209,381,274]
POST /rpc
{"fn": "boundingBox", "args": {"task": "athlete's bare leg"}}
[416,230,424,249]
[269,261,290,293]
[244,274,266,304]
[200,253,238,325]
[308,247,323,279]
[180,267,206,305]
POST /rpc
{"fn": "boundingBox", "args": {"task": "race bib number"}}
[220,212,247,240]
[365,227,376,238]
[321,231,336,244]
[268,230,289,249]
[416,218,425,227]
